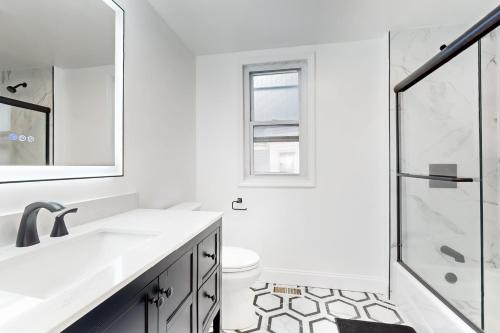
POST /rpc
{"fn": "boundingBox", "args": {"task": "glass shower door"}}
[397,43,483,328]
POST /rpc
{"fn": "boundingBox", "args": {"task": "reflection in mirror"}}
[0,0,118,167]
[0,98,50,165]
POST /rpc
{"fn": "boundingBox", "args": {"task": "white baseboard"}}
[260,267,388,295]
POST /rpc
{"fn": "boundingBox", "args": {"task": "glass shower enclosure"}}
[394,7,499,332]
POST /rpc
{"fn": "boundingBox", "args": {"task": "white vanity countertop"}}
[0,209,223,333]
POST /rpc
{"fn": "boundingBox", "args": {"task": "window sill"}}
[239,175,316,188]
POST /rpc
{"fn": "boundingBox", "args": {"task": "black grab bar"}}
[397,173,474,183]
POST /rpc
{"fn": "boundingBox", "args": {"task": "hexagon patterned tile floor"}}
[221,282,409,333]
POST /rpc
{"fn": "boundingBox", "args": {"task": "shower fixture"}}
[6,82,27,94]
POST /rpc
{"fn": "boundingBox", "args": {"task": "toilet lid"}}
[222,246,260,272]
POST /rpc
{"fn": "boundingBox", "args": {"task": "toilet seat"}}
[222,246,260,273]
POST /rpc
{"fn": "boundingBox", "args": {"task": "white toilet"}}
[221,246,261,330]
[166,202,261,330]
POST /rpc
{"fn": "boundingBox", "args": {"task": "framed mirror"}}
[0,0,124,183]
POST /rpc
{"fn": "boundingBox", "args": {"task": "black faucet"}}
[16,202,65,247]
[50,208,78,237]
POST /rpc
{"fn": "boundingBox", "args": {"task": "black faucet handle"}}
[56,208,78,220]
[50,208,78,237]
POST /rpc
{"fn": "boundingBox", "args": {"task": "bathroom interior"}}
[0,1,499,332]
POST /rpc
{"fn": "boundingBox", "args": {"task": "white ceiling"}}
[0,0,115,70]
[147,0,499,55]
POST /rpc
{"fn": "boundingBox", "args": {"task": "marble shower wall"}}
[390,25,468,267]
[390,25,468,271]
[482,28,500,271]
[481,27,500,333]
[0,68,53,108]
[391,29,500,269]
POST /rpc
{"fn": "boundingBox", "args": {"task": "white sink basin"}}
[0,230,157,299]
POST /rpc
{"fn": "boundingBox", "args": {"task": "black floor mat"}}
[337,319,417,333]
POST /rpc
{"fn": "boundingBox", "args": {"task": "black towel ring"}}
[232,198,247,211]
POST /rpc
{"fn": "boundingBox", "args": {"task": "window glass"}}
[252,71,300,121]
[253,125,299,174]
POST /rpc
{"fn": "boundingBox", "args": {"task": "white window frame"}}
[240,54,316,187]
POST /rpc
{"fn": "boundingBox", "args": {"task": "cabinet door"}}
[64,280,159,333]
[165,298,194,333]
[101,280,159,333]
[159,250,194,322]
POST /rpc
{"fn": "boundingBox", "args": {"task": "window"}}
[243,59,315,187]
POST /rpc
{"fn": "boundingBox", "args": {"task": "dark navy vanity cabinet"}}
[64,220,222,333]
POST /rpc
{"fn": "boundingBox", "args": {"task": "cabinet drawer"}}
[197,229,219,285]
[159,250,193,323]
[197,271,219,332]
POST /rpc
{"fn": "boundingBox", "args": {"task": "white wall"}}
[196,38,389,292]
[54,65,115,166]
[0,0,196,215]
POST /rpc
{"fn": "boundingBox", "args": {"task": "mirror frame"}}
[0,0,124,184]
